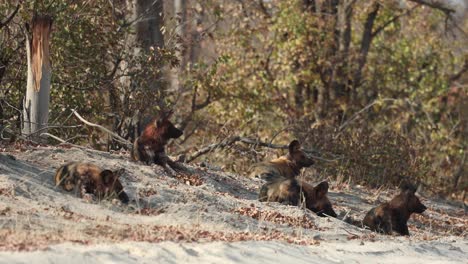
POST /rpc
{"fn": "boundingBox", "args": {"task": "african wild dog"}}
[259,178,337,217]
[258,177,301,206]
[363,184,427,236]
[54,162,129,203]
[249,140,314,180]
[131,112,184,172]
[297,181,337,217]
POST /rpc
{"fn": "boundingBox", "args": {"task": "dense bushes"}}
[0,1,466,199]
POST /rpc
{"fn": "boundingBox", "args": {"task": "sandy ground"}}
[0,144,466,263]
[0,239,467,264]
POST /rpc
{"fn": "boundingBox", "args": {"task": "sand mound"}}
[0,145,466,263]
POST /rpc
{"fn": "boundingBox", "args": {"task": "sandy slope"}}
[0,145,466,263]
[0,239,467,264]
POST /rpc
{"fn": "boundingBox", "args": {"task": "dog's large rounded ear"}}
[288,140,301,153]
[101,170,115,185]
[315,181,329,197]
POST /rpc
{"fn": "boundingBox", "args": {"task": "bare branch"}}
[371,6,419,38]
[71,110,132,148]
[24,124,82,138]
[177,85,213,133]
[449,57,468,83]
[408,0,456,15]
[182,136,241,163]
[40,132,86,149]
[194,92,211,111]
[0,1,21,30]
[106,57,122,79]
[257,0,272,18]
[339,98,398,132]
[182,136,338,163]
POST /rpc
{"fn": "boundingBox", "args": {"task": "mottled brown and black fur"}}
[259,178,337,217]
[258,178,301,206]
[363,185,427,236]
[54,162,129,203]
[249,140,314,180]
[131,113,183,171]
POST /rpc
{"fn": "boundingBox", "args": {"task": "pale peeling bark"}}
[22,15,53,141]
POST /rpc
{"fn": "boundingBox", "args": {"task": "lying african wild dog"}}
[259,177,337,217]
[249,140,314,180]
[363,184,427,236]
[131,111,184,172]
[54,162,129,204]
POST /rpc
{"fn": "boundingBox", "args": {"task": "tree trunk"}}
[352,3,380,89]
[303,0,317,12]
[135,0,165,50]
[169,0,186,92]
[306,0,340,119]
[119,0,166,96]
[22,15,53,142]
[294,82,304,108]
[328,1,353,107]
[110,0,167,144]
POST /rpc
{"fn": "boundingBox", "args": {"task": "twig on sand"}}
[342,227,361,238]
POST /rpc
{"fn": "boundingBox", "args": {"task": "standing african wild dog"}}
[362,184,427,236]
[249,140,314,180]
[259,178,337,217]
[131,112,183,171]
[54,162,130,203]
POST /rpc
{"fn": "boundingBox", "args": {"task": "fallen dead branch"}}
[182,136,341,163]
[182,136,242,163]
[40,132,88,150]
[71,109,132,149]
[167,159,193,174]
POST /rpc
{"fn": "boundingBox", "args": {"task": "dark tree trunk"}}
[135,0,165,50]
[302,0,316,12]
[352,3,380,90]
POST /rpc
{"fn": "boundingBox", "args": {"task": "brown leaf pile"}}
[174,173,204,186]
[0,223,319,252]
[234,205,316,229]
[0,183,15,198]
[0,206,12,216]
[412,212,467,236]
[56,206,94,222]
[138,188,158,197]
[136,207,166,216]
